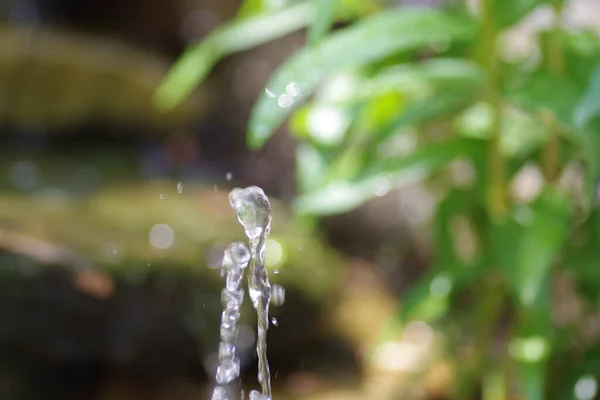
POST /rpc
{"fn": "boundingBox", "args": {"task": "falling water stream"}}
[212,186,279,400]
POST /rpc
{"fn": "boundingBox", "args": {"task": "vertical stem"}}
[480,0,507,221]
[542,4,564,183]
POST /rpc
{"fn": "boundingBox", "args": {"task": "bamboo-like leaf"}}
[292,138,483,215]
[248,9,475,148]
[308,0,338,45]
[154,1,316,112]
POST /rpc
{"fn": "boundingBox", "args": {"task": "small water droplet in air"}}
[226,172,232,181]
[273,269,279,274]
[271,317,278,326]
[278,93,294,108]
[286,82,300,96]
[147,263,151,267]
[177,181,183,194]
[265,88,276,98]
[271,284,285,306]
[159,194,165,200]
[112,250,118,255]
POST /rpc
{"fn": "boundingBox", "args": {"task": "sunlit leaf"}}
[317,59,484,105]
[361,137,483,178]
[296,143,328,192]
[154,1,316,112]
[293,138,483,215]
[248,9,476,148]
[308,0,338,45]
[373,89,475,144]
[514,191,569,307]
[508,71,582,127]
[492,0,551,28]
[574,62,600,129]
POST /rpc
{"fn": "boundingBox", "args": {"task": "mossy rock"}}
[0,181,342,301]
[0,27,211,129]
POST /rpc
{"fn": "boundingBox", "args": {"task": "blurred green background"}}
[1,0,600,399]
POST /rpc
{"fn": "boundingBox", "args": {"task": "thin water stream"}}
[212,186,278,400]
[229,187,273,399]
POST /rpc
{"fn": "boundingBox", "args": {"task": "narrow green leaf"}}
[236,0,267,18]
[507,71,582,127]
[248,9,476,148]
[373,89,475,144]
[361,137,483,178]
[492,0,548,28]
[514,191,569,307]
[308,0,338,46]
[574,62,600,129]
[293,138,483,215]
[296,143,328,193]
[154,1,316,112]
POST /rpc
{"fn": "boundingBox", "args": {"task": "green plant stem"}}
[542,5,565,183]
[456,275,506,398]
[480,0,507,221]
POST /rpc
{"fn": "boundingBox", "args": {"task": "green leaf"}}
[317,59,483,105]
[492,0,549,28]
[515,191,570,307]
[248,9,476,148]
[293,138,483,215]
[373,89,475,144]
[154,1,316,112]
[433,189,482,271]
[360,137,483,178]
[507,71,582,127]
[574,62,600,129]
[308,0,338,46]
[296,143,329,193]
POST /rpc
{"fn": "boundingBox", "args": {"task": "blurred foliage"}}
[160,0,600,398]
[0,28,208,129]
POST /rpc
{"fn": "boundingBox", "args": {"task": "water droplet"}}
[249,390,270,400]
[211,386,229,400]
[223,242,250,268]
[271,317,278,326]
[159,193,165,200]
[216,357,240,384]
[265,87,276,98]
[112,249,118,255]
[277,93,294,108]
[226,172,233,181]
[177,181,183,194]
[273,269,279,275]
[228,187,272,239]
[286,82,300,96]
[149,224,175,250]
[271,284,285,306]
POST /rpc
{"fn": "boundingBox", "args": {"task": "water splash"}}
[249,390,270,400]
[229,186,273,398]
[212,242,250,398]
